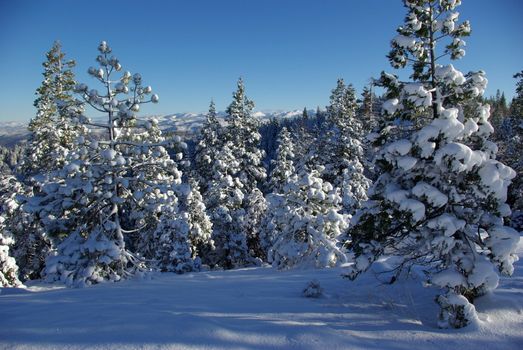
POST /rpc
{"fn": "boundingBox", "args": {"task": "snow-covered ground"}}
[1,238,522,350]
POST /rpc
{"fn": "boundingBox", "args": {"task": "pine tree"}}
[510,71,523,117]
[224,78,267,193]
[0,176,23,287]
[322,79,371,214]
[497,72,523,230]
[266,167,347,269]
[206,141,248,268]
[154,180,214,273]
[14,42,78,280]
[360,84,378,133]
[489,90,509,129]
[33,41,182,287]
[11,186,50,282]
[269,127,296,193]
[194,100,223,194]
[261,127,297,256]
[346,0,519,328]
[361,85,374,119]
[206,79,267,268]
[243,188,267,261]
[23,41,79,176]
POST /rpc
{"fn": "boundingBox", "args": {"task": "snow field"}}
[1,237,522,350]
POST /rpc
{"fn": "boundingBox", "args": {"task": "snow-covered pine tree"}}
[206,141,246,268]
[361,85,374,120]
[260,129,297,257]
[154,180,214,273]
[488,90,509,130]
[496,72,523,230]
[292,122,319,175]
[243,187,267,261]
[225,78,267,193]
[323,79,371,214]
[10,183,50,282]
[194,100,223,194]
[0,153,50,282]
[269,127,296,193]
[267,167,347,269]
[206,78,267,268]
[33,41,182,287]
[23,41,79,177]
[359,83,380,138]
[13,42,80,282]
[0,176,23,287]
[184,180,215,262]
[346,0,519,328]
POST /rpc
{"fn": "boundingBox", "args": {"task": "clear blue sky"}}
[0,0,521,122]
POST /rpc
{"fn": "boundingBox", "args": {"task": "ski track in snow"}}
[1,238,522,350]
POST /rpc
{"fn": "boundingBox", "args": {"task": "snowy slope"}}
[2,238,523,350]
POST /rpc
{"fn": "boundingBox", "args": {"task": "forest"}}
[1,0,522,332]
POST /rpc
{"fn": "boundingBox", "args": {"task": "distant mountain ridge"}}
[0,121,29,146]
[155,109,307,135]
[0,109,309,146]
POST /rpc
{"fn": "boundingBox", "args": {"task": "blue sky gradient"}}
[0,0,521,121]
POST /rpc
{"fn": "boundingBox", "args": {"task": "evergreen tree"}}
[23,41,79,176]
[206,141,248,268]
[269,127,296,193]
[206,79,267,268]
[32,41,182,287]
[266,167,347,269]
[510,71,523,117]
[488,90,509,130]
[361,85,374,119]
[0,146,25,174]
[194,100,223,194]
[243,187,267,261]
[224,78,267,193]
[0,176,23,287]
[360,84,378,133]
[322,79,371,214]
[496,115,523,231]
[346,0,519,328]
[11,186,50,282]
[14,42,78,280]
[154,180,214,273]
[497,72,523,230]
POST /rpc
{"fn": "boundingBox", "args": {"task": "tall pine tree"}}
[206,79,267,268]
[33,41,183,287]
[346,0,519,328]
[23,41,79,176]
[0,176,23,287]
[194,100,223,194]
[323,79,371,214]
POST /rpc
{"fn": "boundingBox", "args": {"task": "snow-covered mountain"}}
[0,121,29,146]
[0,109,308,146]
[154,109,307,135]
